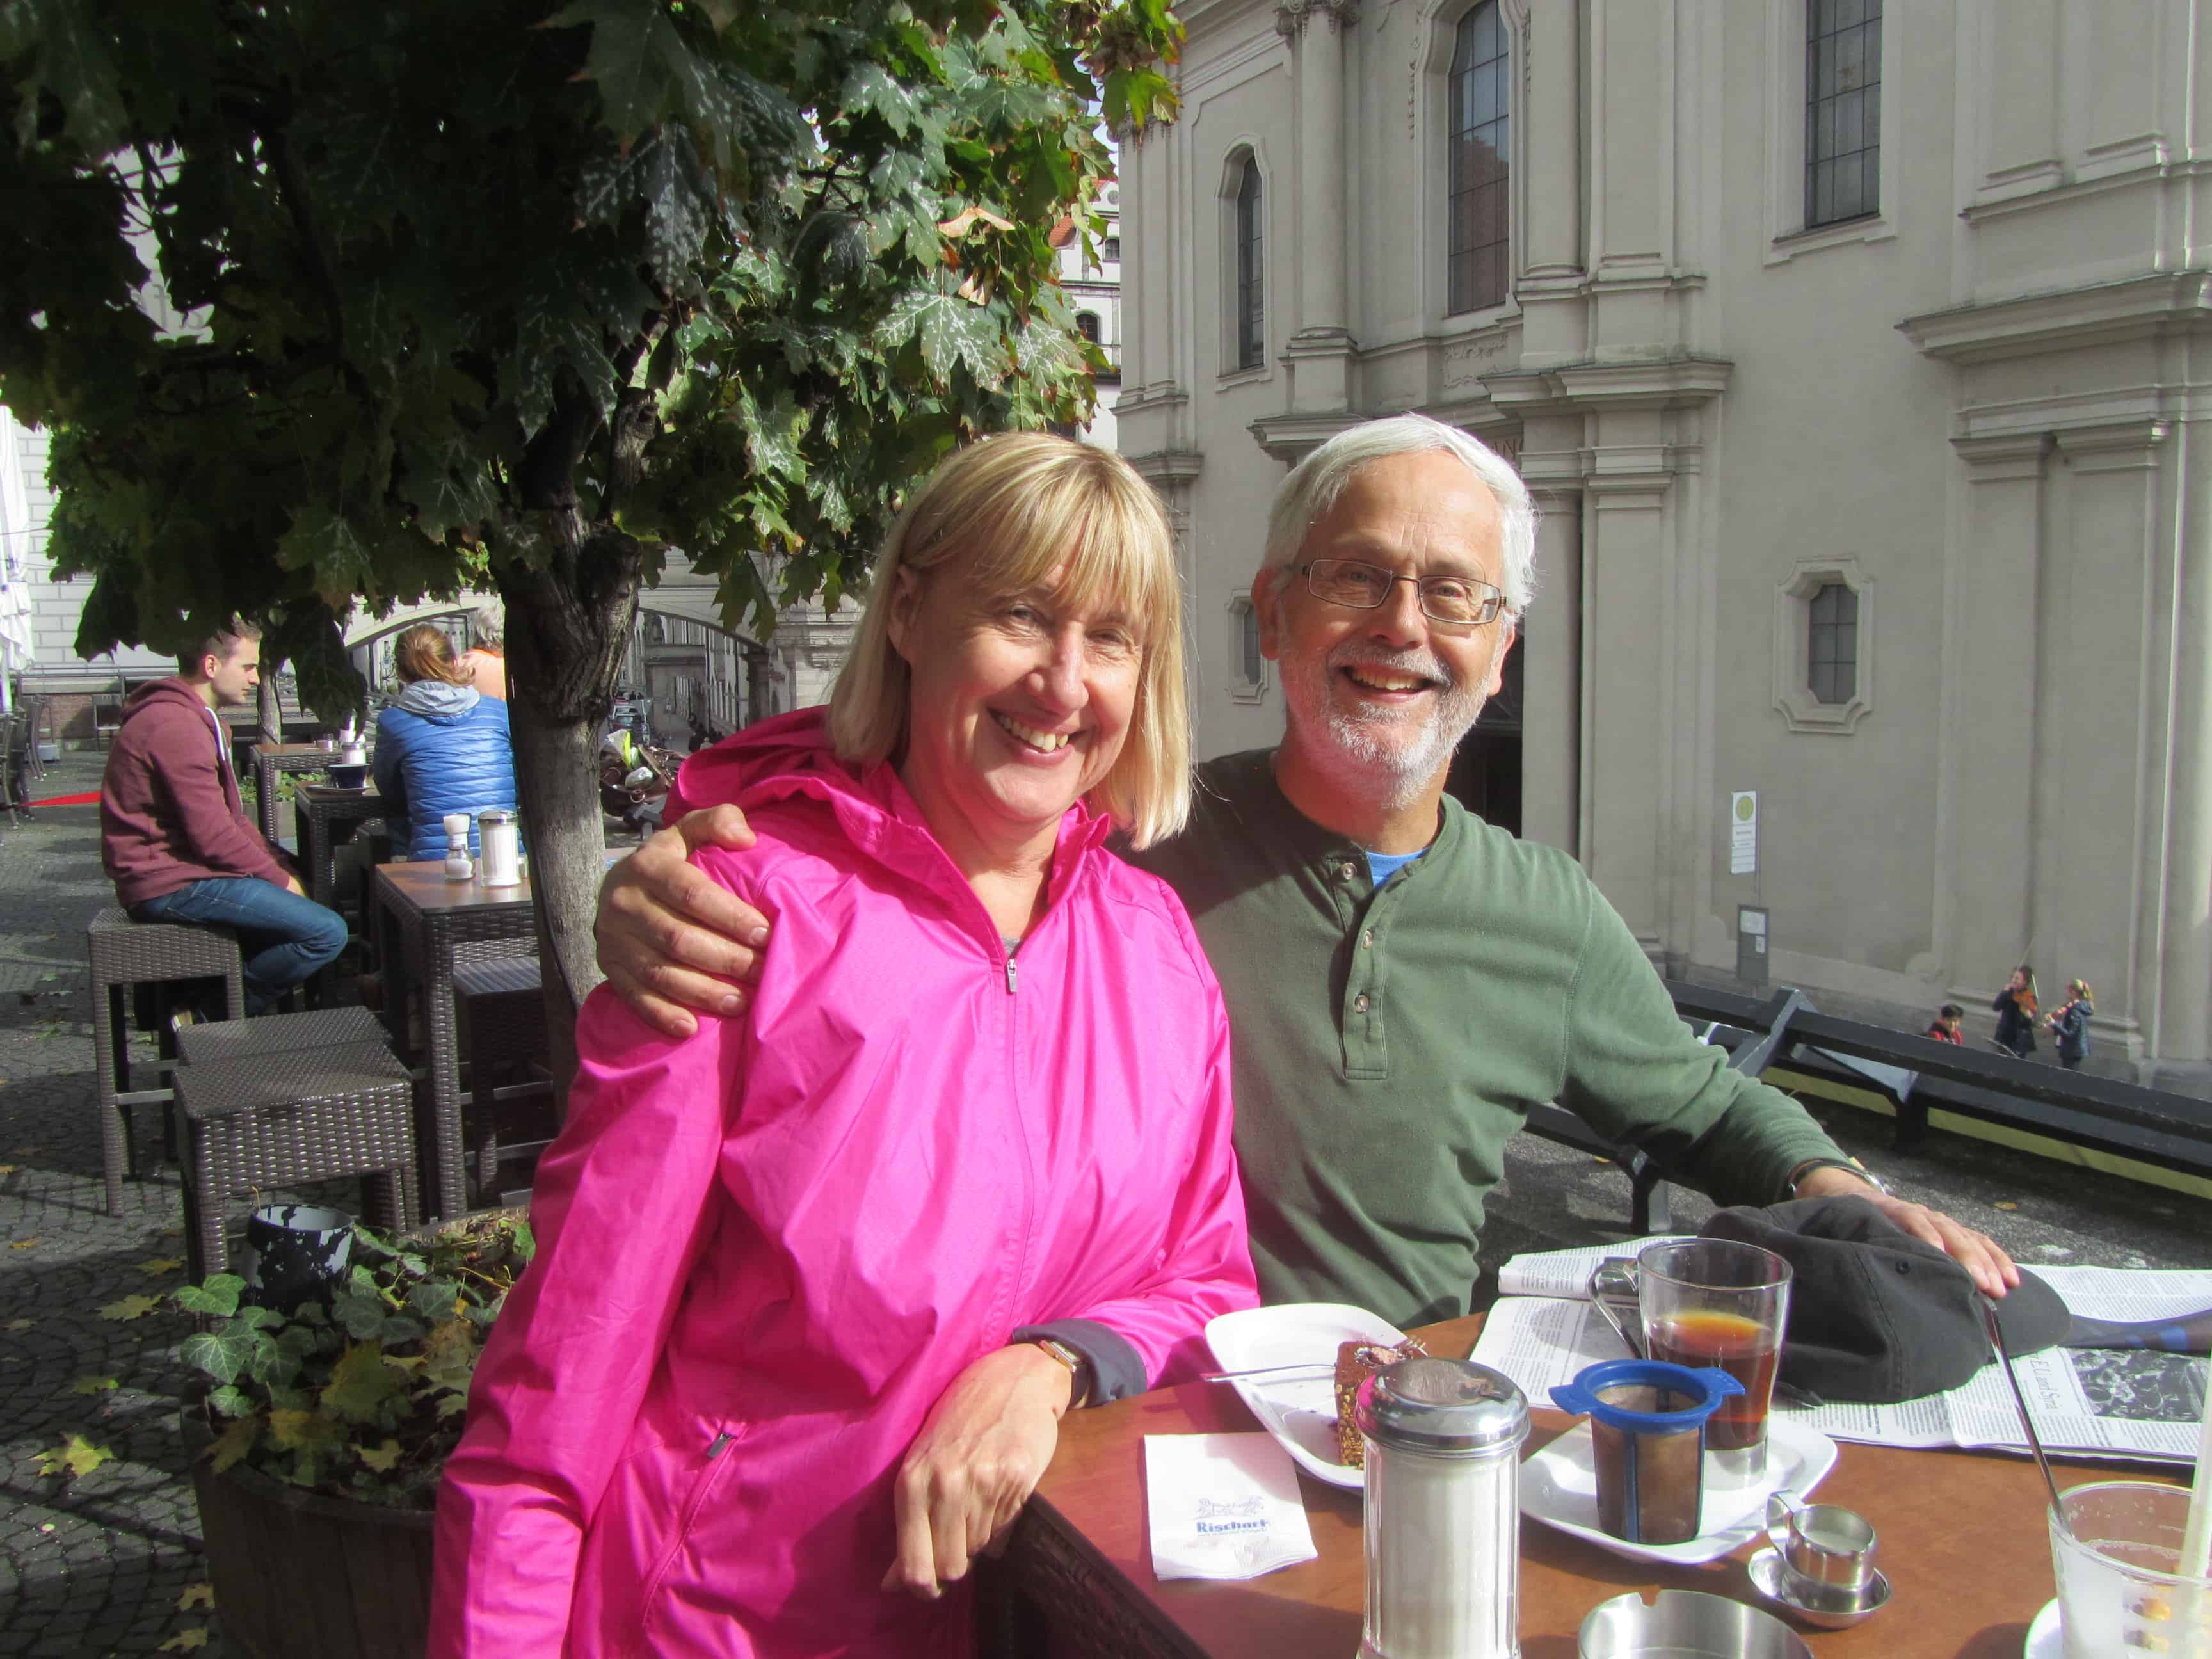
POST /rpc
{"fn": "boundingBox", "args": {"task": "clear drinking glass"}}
[2049,1482,2210,1659]
[1635,1238,1793,1486]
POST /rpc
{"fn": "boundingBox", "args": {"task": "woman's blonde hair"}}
[828,433,1190,847]
[394,624,472,687]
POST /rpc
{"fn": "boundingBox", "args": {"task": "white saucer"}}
[1204,1302,1411,1491]
[1519,1416,1839,1565]
[2024,1598,2062,1659]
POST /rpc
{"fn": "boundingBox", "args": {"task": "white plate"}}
[1519,1415,1839,1564]
[2024,1598,2062,1659]
[1204,1302,1411,1490]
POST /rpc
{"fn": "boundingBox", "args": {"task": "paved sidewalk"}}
[1,750,2206,1656]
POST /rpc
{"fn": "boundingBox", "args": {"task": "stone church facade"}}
[1116,0,2212,1080]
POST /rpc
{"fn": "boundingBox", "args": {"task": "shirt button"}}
[1361,929,1374,950]
[1354,993,1370,1013]
[1336,861,1356,881]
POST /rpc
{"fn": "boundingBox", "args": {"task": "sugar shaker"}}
[1356,1356,1530,1659]
[478,808,522,888]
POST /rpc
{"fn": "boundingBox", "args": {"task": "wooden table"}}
[248,742,337,842]
[996,1314,2182,1659]
[370,861,541,1222]
[293,783,389,913]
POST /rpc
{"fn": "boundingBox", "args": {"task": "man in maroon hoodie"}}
[100,620,347,1014]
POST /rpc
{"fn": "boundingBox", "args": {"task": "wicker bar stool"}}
[452,947,554,1202]
[174,1006,386,1066]
[172,1041,416,1280]
[88,908,246,1216]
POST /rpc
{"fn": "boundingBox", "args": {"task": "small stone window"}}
[1774,562,1872,733]
[1807,581,1857,704]
[1235,156,1265,371]
[1228,595,1269,703]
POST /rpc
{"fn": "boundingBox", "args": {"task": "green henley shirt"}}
[1127,748,1847,1327]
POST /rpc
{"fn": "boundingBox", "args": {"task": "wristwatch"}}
[1788,1157,1893,1199]
[1027,1336,1092,1407]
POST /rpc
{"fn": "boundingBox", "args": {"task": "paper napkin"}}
[1144,1432,1318,1581]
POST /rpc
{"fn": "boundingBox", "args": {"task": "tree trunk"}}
[497,533,643,1115]
[257,641,283,747]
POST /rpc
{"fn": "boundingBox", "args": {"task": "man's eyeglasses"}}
[1294,559,1508,627]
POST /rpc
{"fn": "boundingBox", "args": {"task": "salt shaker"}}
[477,809,522,888]
[1356,1356,1529,1659]
[442,813,474,881]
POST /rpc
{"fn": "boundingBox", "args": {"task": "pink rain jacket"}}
[432,714,1256,1656]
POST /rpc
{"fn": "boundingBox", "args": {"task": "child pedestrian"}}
[1926,1003,1964,1045]
[2045,979,2094,1070]
[1992,966,2038,1058]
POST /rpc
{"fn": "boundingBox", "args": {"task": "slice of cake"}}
[1332,1337,1427,1468]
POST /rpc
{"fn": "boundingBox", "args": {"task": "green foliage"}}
[0,0,1184,700]
[173,1210,534,1510]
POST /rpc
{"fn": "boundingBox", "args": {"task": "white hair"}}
[1259,413,1538,613]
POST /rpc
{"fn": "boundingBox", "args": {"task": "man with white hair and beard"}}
[593,414,2017,1340]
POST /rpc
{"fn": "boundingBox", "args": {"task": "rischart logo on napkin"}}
[1144,1433,1318,1582]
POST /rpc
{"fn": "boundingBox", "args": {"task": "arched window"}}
[1447,1,1511,316]
[1235,156,1265,371]
[1075,311,1101,345]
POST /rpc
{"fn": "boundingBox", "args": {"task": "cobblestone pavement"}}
[2,751,2207,1656]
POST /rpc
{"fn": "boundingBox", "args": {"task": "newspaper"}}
[1475,1241,2208,1464]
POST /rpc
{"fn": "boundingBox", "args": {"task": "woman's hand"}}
[884,1344,1072,1600]
[593,806,769,1038]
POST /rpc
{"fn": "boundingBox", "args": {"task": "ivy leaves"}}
[174,1213,532,1507]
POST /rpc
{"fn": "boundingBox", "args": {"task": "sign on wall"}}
[1729,791,1758,876]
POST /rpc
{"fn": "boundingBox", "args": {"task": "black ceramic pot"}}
[240,1204,354,1314]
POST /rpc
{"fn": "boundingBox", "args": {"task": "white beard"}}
[1280,639,1496,812]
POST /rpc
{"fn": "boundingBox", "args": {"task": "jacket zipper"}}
[1005,955,1018,995]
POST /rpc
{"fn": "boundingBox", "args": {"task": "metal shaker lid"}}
[1356,1357,1529,1458]
[477,809,517,826]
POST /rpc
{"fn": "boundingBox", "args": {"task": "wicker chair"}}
[87,908,246,1216]
[172,1040,416,1279]
[174,1006,387,1066]
[451,945,554,1201]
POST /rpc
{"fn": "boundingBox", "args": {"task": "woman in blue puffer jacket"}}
[372,625,520,862]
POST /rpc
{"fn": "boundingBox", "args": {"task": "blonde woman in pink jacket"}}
[431,435,1258,1657]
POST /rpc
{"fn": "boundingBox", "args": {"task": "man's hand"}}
[1792,1165,2021,1298]
[883,1344,1071,1601]
[594,806,768,1039]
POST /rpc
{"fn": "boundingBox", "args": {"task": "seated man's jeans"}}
[131,878,348,1015]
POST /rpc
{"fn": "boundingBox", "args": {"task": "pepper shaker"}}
[1356,1356,1530,1659]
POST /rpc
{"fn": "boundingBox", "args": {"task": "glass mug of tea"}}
[1629,1239,1793,1487]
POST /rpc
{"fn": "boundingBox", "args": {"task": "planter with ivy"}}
[175,1209,533,1659]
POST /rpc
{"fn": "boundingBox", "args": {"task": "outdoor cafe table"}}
[992,1311,2184,1659]
[371,859,541,1222]
[293,781,388,912]
[248,741,337,842]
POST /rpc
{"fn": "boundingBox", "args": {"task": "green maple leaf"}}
[99,1294,163,1321]
[549,0,690,145]
[177,1583,215,1612]
[321,1342,409,1424]
[34,1434,113,1479]
[69,1375,119,1395]
[878,283,1006,387]
[138,1256,186,1275]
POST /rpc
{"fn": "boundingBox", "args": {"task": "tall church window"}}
[1235,156,1265,370]
[1806,0,1881,227]
[1447,1,1511,316]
